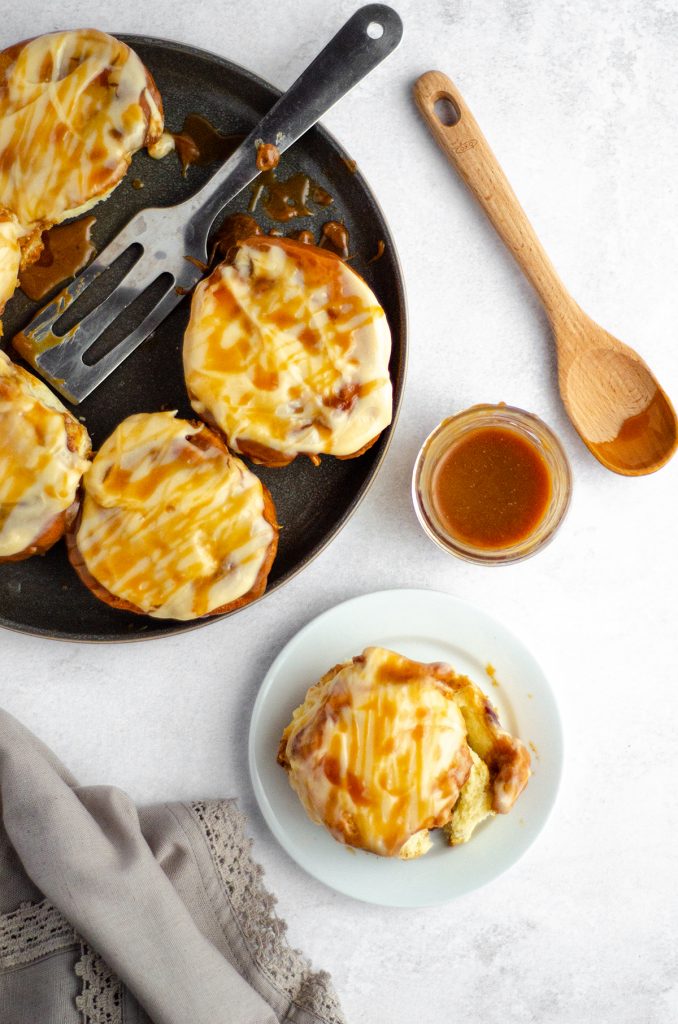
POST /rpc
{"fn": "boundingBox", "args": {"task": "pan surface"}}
[0,35,407,642]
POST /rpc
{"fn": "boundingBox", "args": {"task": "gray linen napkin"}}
[0,709,345,1024]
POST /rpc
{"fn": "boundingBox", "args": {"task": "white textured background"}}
[2,2,678,1021]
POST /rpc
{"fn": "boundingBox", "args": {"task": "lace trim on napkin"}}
[1,801,344,1024]
[0,898,76,969]
[75,943,123,1024]
[191,800,346,1024]
[0,899,121,1024]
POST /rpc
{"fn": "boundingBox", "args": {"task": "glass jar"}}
[412,404,572,565]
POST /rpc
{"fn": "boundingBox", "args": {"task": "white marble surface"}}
[2,1,678,1021]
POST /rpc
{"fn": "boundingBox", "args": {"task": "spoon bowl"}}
[414,71,678,476]
[557,322,678,474]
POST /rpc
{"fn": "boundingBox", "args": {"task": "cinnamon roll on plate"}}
[278,646,531,859]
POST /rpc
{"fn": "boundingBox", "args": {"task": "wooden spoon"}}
[414,70,678,476]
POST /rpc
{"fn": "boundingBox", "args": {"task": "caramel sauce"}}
[250,168,335,222]
[185,254,209,272]
[19,216,96,301]
[486,663,500,688]
[367,240,385,265]
[341,157,357,174]
[255,142,279,172]
[431,426,552,549]
[258,170,311,221]
[587,389,677,474]
[310,182,333,206]
[213,213,262,261]
[319,221,349,259]
[172,113,243,174]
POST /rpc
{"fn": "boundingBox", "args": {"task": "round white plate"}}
[248,589,563,907]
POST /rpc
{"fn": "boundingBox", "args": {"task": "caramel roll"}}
[183,237,392,465]
[0,350,90,560]
[278,647,473,857]
[69,412,278,620]
[0,29,168,239]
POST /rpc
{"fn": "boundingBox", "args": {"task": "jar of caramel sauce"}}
[412,405,572,564]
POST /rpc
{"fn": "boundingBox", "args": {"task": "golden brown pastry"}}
[67,412,278,620]
[278,647,531,859]
[447,670,533,815]
[0,350,91,561]
[0,29,171,321]
[183,236,393,467]
[444,748,494,846]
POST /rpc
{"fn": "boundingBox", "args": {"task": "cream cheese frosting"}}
[0,212,20,324]
[183,237,393,460]
[74,412,276,620]
[0,29,166,233]
[0,350,90,557]
[279,647,473,857]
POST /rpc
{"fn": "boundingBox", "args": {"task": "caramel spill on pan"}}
[19,217,96,301]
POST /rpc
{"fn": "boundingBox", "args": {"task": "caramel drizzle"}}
[318,221,349,259]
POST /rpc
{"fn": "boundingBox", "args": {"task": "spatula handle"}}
[413,70,575,324]
[189,5,403,235]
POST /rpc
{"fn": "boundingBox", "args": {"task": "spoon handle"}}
[413,70,576,326]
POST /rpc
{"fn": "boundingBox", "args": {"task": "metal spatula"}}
[13,5,402,404]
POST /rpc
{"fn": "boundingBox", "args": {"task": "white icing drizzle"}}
[280,647,472,857]
[0,350,90,557]
[0,212,20,318]
[0,29,165,233]
[76,412,275,620]
[183,238,393,459]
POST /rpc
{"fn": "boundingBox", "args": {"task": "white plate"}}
[248,589,563,907]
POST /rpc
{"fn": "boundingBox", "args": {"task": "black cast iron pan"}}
[0,35,407,642]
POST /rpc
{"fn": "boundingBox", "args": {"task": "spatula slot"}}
[82,272,175,366]
[53,243,144,337]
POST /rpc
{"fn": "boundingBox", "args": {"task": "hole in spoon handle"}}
[413,71,480,158]
[433,96,460,126]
